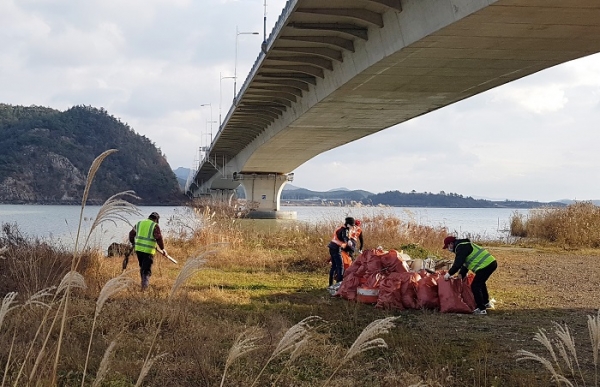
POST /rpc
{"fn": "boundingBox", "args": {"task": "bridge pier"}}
[234,172,296,219]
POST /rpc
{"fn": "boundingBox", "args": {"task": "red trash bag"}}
[365,252,383,274]
[364,272,382,289]
[461,273,477,310]
[336,272,360,300]
[379,250,409,274]
[376,272,405,310]
[400,271,421,309]
[355,264,368,278]
[417,272,440,310]
[438,272,474,314]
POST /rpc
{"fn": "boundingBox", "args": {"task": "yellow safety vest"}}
[134,219,157,255]
[458,242,495,272]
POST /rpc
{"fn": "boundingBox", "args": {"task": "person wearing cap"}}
[129,212,166,290]
[442,236,497,315]
[327,216,355,289]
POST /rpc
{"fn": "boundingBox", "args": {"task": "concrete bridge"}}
[187,0,600,218]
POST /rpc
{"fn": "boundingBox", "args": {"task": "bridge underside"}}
[189,0,600,215]
[243,0,600,173]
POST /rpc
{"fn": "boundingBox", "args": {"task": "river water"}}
[0,204,524,250]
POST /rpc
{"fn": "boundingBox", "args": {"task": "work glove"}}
[162,249,168,256]
[443,273,451,281]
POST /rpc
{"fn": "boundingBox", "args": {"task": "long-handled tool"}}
[158,249,178,264]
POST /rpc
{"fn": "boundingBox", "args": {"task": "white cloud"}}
[1,0,599,202]
[492,84,568,114]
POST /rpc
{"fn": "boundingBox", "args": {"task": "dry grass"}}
[510,202,600,248]
[3,191,600,385]
[517,312,600,386]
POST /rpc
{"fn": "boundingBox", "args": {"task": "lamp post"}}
[200,103,213,147]
[219,72,235,127]
[206,120,218,144]
[261,0,268,53]
[234,26,259,99]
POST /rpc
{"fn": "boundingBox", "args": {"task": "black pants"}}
[136,251,154,278]
[328,245,343,286]
[471,260,497,310]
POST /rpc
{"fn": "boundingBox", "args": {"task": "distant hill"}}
[281,187,373,201]
[174,174,595,209]
[366,190,567,208]
[0,104,185,205]
[282,183,301,191]
[173,167,191,191]
[276,185,568,208]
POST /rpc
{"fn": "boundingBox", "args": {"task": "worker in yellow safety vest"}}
[129,212,166,290]
[442,236,497,315]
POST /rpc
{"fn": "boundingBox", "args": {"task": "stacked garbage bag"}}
[334,248,477,313]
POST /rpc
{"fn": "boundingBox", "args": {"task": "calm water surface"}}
[0,204,525,250]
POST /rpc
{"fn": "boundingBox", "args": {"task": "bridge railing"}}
[193,0,298,193]
[212,0,298,151]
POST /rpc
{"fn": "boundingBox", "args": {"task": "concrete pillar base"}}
[243,210,297,219]
[235,172,294,212]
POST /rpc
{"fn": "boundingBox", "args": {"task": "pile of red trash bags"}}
[334,248,477,313]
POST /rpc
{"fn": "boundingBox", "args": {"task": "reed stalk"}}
[220,327,264,387]
[81,274,133,386]
[251,316,325,387]
[53,149,118,385]
[322,316,398,387]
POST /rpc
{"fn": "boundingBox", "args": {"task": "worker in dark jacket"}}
[442,236,497,315]
[129,212,166,290]
[327,217,355,288]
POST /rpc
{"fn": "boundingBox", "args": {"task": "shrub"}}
[509,202,600,247]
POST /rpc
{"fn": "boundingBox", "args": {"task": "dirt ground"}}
[402,245,600,386]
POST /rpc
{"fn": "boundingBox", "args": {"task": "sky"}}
[1,0,600,203]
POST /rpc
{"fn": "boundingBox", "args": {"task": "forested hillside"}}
[0,104,184,205]
[366,190,566,208]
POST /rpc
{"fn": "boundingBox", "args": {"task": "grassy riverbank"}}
[2,200,600,386]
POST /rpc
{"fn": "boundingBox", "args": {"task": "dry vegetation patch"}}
[2,198,600,386]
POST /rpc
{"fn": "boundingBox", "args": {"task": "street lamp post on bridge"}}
[219,73,235,128]
[200,103,213,147]
[234,26,259,100]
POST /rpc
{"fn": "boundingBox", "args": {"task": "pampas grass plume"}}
[323,316,398,387]
[272,316,324,359]
[23,287,56,309]
[516,311,600,386]
[344,316,398,361]
[91,339,117,387]
[135,352,168,387]
[0,292,18,331]
[82,274,133,386]
[95,274,134,317]
[251,316,325,387]
[57,271,87,295]
[169,253,212,299]
[220,327,264,387]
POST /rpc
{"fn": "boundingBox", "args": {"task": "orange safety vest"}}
[331,226,347,248]
[341,250,353,270]
[350,225,362,241]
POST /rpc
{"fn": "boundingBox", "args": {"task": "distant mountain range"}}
[174,167,591,208]
[173,167,190,190]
